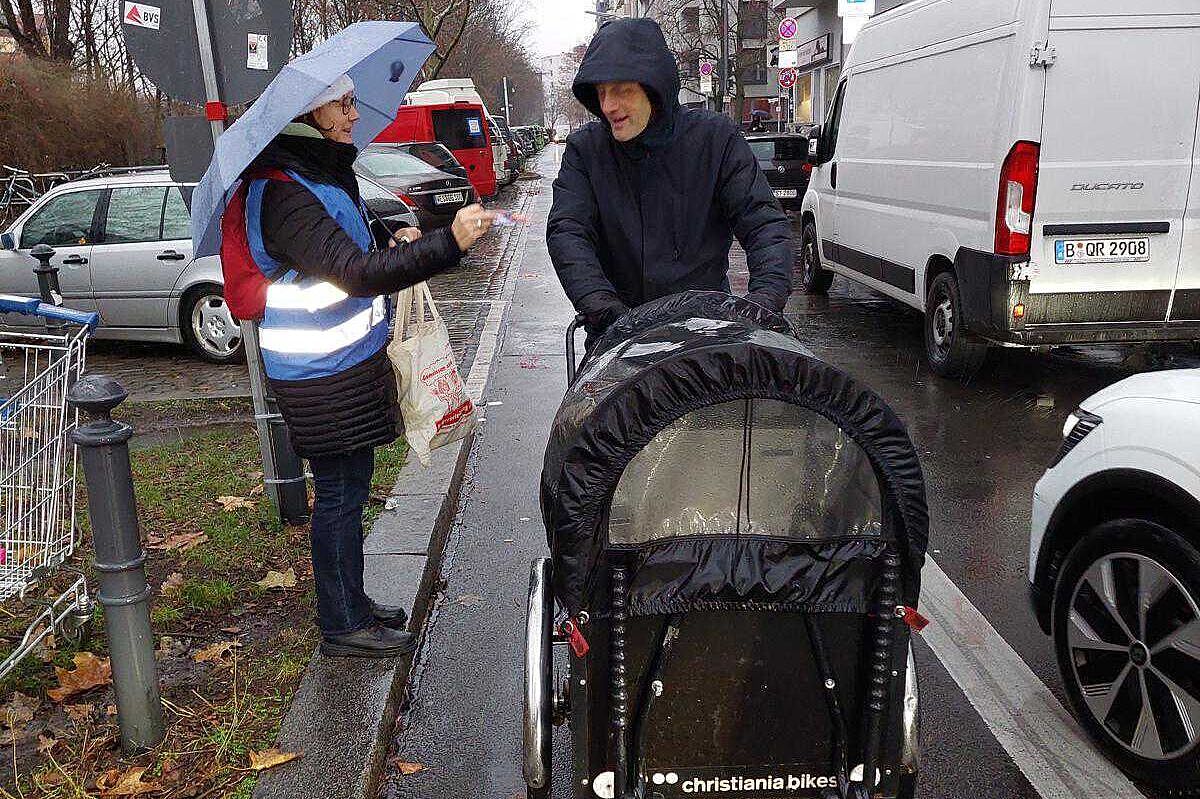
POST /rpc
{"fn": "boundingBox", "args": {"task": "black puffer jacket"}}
[547,18,792,311]
[243,127,463,458]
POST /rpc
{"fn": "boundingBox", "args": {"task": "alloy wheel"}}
[191,294,241,359]
[1067,552,1200,760]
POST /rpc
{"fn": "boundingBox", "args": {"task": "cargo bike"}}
[526,293,928,799]
[0,295,100,680]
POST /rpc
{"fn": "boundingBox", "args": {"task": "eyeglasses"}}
[333,94,356,115]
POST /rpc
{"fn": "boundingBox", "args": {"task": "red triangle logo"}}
[125,4,141,22]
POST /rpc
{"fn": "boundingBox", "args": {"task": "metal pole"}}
[68,375,165,754]
[189,0,308,523]
[29,244,67,335]
[719,0,729,118]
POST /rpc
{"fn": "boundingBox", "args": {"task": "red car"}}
[376,101,498,199]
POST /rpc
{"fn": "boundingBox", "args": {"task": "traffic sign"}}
[699,61,714,77]
[838,0,875,16]
[779,17,798,40]
[779,68,797,89]
[700,74,713,94]
[123,0,290,105]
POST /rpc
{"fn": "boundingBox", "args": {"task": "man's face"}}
[596,81,652,142]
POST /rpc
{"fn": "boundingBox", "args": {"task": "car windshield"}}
[357,150,436,179]
[748,140,776,162]
[405,143,460,172]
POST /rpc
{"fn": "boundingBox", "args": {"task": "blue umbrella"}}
[190,21,435,258]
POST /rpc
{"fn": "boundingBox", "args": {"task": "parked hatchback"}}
[0,169,239,362]
[354,145,473,231]
[1028,368,1200,791]
[745,133,810,213]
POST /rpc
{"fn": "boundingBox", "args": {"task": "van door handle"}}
[157,250,186,261]
[831,162,839,190]
[61,254,88,265]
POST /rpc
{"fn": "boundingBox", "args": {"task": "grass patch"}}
[0,412,408,796]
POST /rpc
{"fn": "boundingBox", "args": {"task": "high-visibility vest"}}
[244,170,390,381]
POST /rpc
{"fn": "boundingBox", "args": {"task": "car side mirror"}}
[0,232,14,250]
[806,126,824,164]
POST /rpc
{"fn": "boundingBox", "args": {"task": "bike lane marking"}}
[920,558,1145,799]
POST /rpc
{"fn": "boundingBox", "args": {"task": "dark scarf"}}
[245,127,361,205]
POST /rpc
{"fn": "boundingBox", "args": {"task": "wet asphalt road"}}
[380,145,1196,799]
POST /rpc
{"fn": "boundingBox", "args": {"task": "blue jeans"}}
[309,447,375,635]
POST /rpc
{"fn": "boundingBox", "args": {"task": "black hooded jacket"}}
[240,128,463,458]
[547,18,792,312]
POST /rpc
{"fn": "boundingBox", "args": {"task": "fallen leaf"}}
[148,531,208,552]
[64,703,94,724]
[98,765,159,796]
[2,692,38,727]
[192,640,240,664]
[219,626,241,634]
[216,495,255,512]
[160,758,180,785]
[36,733,56,754]
[159,572,184,596]
[249,484,264,496]
[248,749,301,771]
[36,770,68,788]
[47,653,112,702]
[393,761,426,776]
[255,568,297,590]
[456,594,483,607]
[247,470,264,481]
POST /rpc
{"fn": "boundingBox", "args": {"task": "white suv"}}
[1028,369,1200,791]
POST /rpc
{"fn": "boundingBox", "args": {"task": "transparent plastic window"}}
[607,399,882,545]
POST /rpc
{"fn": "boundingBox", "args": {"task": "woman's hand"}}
[451,204,500,252]
[387,227,422,247]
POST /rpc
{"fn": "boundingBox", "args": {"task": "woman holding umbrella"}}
[229,75,499,658]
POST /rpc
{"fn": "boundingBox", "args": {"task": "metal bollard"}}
[29,244,63,307]
[67,374,165,753]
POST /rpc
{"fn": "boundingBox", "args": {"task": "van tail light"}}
[995,141,1040,257]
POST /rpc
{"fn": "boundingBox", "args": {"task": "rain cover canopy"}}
[540,292,928,617]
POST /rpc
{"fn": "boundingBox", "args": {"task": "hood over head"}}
[572,17,681,150]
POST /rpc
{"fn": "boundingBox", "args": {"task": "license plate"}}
[773,188,798,199]
[1054,237,1150,265]
[434,192,464,205]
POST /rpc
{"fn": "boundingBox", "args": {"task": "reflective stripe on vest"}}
[245,171,389,381]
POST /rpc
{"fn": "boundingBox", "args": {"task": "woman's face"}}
[310,92,359,144]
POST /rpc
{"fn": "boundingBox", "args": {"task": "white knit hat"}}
[303,74,355,114]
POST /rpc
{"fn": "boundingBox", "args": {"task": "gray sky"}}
[525,0,596,58]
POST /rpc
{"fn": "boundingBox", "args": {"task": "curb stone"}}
[252,434,473,799]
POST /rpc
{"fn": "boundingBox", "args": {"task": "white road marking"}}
[920,558,1145,798]
[463,191,533,404]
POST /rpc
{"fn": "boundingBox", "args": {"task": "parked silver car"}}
[0,169,419,362]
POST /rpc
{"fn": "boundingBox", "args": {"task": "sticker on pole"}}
[779,17,798,40]
[247,33,268,70]
[123,1,161,29]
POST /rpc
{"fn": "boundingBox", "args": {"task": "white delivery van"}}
[800,0,1200,378]
[407,78,510,185]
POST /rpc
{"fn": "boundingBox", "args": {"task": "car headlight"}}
[1049,409,1102,468]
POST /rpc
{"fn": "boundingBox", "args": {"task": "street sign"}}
[699,61,714,77]
[795,34,833,69]
[123,0,290,105]
[163,116,215,185]
[779,16,798,40]
[838,0,875,16]
[700,74,713,94]
[779,68,797,89]
[778,49,798,68]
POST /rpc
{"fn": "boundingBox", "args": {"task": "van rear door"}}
[1172,67,1200,325]
[431,106,496,198]
[1031,1,1200,328]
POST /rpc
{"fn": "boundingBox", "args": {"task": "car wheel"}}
[797,220,834,294]
[1053,518,1200,792]
[924,273,988,379]
[182,285,243,363]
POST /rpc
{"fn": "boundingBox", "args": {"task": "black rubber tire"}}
[1052,518,1200,792]
[924,272,988,379]
[181,284,244,364]
[796,220,834,294]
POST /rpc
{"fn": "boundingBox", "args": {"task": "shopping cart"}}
[0,294,100,680]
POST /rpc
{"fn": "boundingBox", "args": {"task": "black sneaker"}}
[320,625,417,659]
[370,601,409,630]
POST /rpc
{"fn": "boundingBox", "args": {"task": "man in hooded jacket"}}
[547,18,793,339]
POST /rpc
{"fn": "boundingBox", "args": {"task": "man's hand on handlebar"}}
[576,290,629,337]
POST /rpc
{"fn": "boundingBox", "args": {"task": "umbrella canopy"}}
[190,21,435,258]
